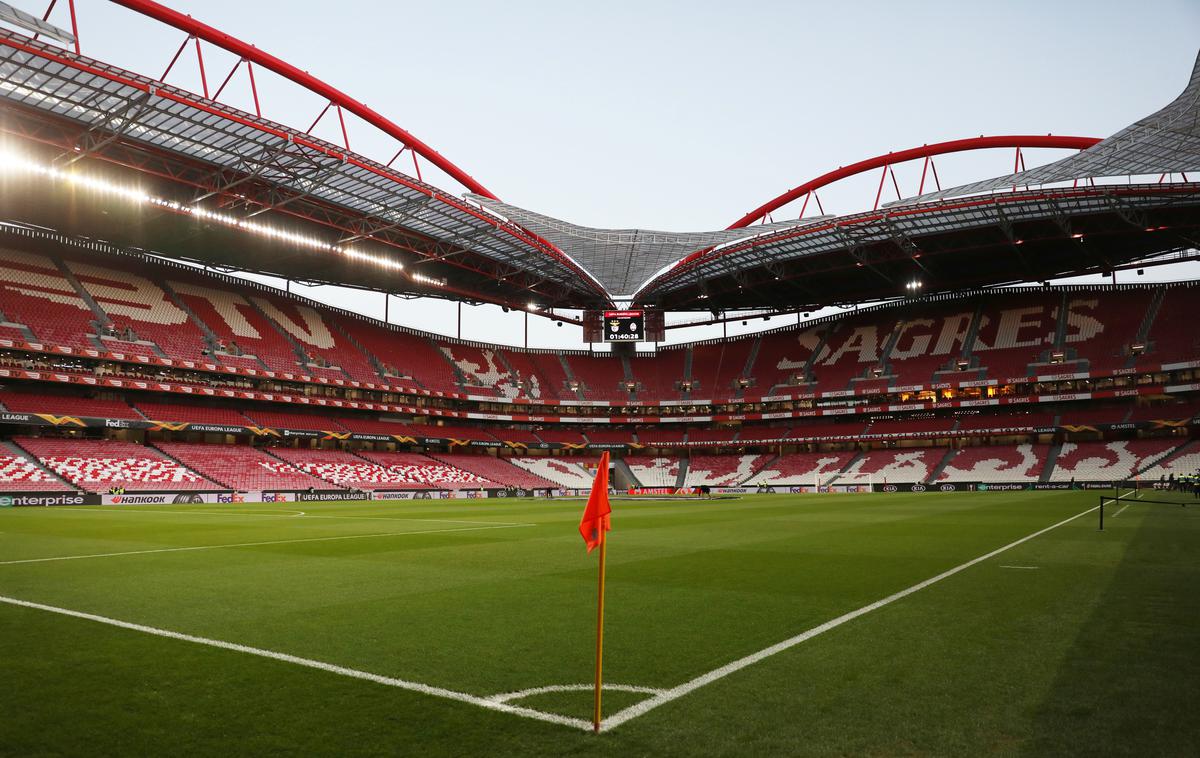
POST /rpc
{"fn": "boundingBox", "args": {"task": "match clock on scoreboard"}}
[602,310,644,342]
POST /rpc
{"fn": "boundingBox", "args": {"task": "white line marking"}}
[54,506,525,527]
[1111,501,1136,518]
[488,683,665,704]
[999,565,1039,570]
[0,594,590,731]
[600,504,1100,732]
[59,507,308,518]
[0,522,535,566]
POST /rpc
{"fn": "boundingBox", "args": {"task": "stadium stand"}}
[15,437,212,492]
[865,416,957,437]
[252,294,378,383]
[752,451,858,486]
[0,451,72,491]
[442,343,515,398]
[426,453,554,488]
[153,442,328,491]
[566,354,632,401]
[788,420,869,440]
[970,293,1061,379]
[1139,442,1200,481]
[629,350,686,400]
[1144,283,1200,363]
[0,392,141,420]
[835,448,943,485]
[354,451,491,488]
[326,417,416,436]
[888,305,977,386]
[508,457,595,488]
[534,428,587,446]
[937,444,1049,482]
[500,350,566,400]
[133,400,253,426]
[736,425,793,443]
[636,427,688,447]
[585,428,636,445]
[956,411,1058,433]
[753,325,823,392]
[1048,440,1179,481]
[409,423,498,443]
[266,448,414,489]
[243,410,348,431]
[809,314,903,392]
[685,454,772,486]
[625,456,680,487]
[65,258,209,362]
[692,340,756,399]
[334,318,459,391]
[0,248,101,350]
[686,427,740,445]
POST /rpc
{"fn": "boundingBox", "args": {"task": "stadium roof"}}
[896,52,1200,203]
[468,197,817,298]
[0,3,1196,314]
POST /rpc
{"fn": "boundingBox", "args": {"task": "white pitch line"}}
[999,565,1039,570]
[54,506,525,527]
[599,504,1100,732]
[1111,501,1136,518]
[488,683,665,704]
[0,594,591,732]
[0,522,535,566]
[58,507,307,518]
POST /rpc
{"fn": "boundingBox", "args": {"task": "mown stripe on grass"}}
[0,522,536,566]
[0,593,592,731]
[600,504,1100,731]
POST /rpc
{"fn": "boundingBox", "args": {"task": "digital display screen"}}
[602,310,644,342]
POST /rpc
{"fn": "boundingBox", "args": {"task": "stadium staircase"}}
[674,457,689,489]
[148,444,207,480]
[680,347,694,400]
[1136,439,1194,477]
[1,440,79,491]
[740,453,779,484]
[434,340,471,392]
[958,302,986,367]
[801,326,835,390]
[160,279,221,345]
[827,449,866,485]
[556,355,587,401]
[926,448,959,483]
[613,458,640,489]
[1040,442,1063,481]
[494,351,523,396]
[165,280,271,370]
[1131,287,1167,363]
[735,336,762,399]
[0,311,38,342]
[332,321,388,383]
[876,319,906,380]
[619,353,638,402]
[248,297,350,381]
[53,255,110,327]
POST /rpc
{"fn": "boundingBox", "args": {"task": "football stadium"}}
[0,2,1198,755]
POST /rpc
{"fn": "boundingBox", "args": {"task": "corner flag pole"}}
[593,526,607,733]
[578,450,612,733]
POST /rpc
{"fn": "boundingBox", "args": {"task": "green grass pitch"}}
[1,491,1197,756]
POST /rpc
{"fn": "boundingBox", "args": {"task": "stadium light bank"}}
[0,145,413,276]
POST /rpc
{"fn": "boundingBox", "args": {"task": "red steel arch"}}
[110,0,498,199]
[728,135,1101,230]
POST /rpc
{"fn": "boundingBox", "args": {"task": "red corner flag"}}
[579,451,612,553]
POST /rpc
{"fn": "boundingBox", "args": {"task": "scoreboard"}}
[582,310,664,343]
[603,310,644,342]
